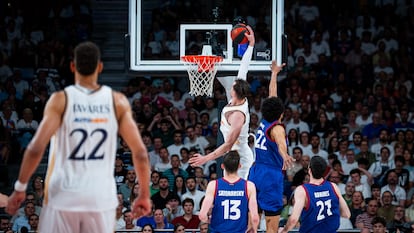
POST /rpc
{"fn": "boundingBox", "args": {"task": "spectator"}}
[28,214,39,231]
[30,176,44,206]
[115,200,126,230]
[181,177,205,213]
[154,147,172,173]
[355,139,376,167]
[286,108,310,134]
[369,147,395,185]
[384,156,413,191]
[16,108,38,131]
[362,112,388,145]
[12,202,34,232]
[381,171,407,207]
[173,175,187,198]
[343,181,356,207]
[0,215,10,231]
[349,191,365,227]
[179,147,190,172]
[329,170,346,194]
[141,224,154,233]
[371,216,387,233]
[118,169,136,204]
[183,125,209,155]
[350,168,372,199]
[171,198,200,229]
[348,131,363,155]
[167,130,185,158]
[151,176,176,210]
[387,205,410,233]
[11,192,42,222]
[153,209,174,230]
[308,133,328,162]
[114,158,127,188]
[371,129,394,161]
[405,194,414,222]
[286,147,304,182]
[129,183,140,205]
[120,208,141,231]
[163,195,184,222]
[342,149,359,175]
[150,171,161,196]
[173,223,186,233]
[355,199,379,232]
[377,191,395,223]
[163,154,188,190]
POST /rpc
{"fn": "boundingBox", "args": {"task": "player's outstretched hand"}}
[282,155,295,170]
[0,193,8,208]
[245,25,255,45]
[131,196,152,219]
[5,191,26,215]
[271,60,286,74]
[245,225,258,233]
[189,153,208,167]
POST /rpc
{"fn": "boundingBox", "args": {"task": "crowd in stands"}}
[1,0,414,232]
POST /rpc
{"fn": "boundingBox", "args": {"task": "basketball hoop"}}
[181,45,223,97]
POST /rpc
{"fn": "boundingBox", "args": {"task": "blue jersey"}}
[210,178,249,233]
[254,120,286,168]
[300,181,340,233]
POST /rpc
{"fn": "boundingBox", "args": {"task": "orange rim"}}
[181,55,223,64]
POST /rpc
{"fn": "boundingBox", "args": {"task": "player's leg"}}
[237,148,254,179]
[38,205,81,233]
[265,212,281,233]
[80,209,116,233]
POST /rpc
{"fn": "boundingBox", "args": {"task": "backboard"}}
[129,0,284,74]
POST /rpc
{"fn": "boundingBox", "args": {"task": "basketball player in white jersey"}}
[189,25,255,179]
[6,41,151,233]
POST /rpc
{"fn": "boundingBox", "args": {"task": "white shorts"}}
[39,205,116,233]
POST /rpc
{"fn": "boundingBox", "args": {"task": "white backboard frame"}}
[129,0,283,72]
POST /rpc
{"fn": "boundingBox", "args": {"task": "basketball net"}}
[181,45,223,97]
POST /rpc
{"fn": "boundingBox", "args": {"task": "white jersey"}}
[220,99,253,179]
[44,85,118,211]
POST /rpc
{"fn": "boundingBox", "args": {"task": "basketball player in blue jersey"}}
[6,41,151,233]
[248,61,294,233]
[280,156,351,233]
[199,151,259,233]
[189,25,255,179]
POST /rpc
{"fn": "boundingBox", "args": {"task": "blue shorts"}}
[248,163,284,213]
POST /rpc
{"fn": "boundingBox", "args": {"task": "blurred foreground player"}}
[6,41,151,233]
[280,156,350,233]
[199,150,259,233]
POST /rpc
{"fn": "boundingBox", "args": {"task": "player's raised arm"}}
[269,61,286,97]
[6,91,65,215]
[236,25,255,80]
[114,91,151,218]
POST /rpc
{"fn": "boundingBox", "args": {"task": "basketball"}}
[231,23,249,44]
